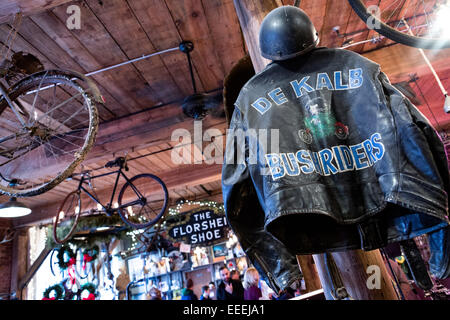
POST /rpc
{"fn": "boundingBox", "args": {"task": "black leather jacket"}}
[222,48,450,292]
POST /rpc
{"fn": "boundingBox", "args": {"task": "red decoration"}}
[83,254,93,262]
[82,254,94,271]
[42,297,56,300]
[68,257,76,267]
[82,293,96,300]
[68,265,76,285]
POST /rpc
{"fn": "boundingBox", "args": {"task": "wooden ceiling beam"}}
[0,0,73,25]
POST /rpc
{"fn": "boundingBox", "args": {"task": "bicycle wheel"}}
[0,69,100,197]
[348,0,450,49]
[53,190,82,244]
[117,174,168,229]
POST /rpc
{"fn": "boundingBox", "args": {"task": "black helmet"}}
[259,6,319,61]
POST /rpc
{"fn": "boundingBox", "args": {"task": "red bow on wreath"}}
[67,257,76,267]
[83,254,93,271]
[68,258,76,285]
[82,293,95,300]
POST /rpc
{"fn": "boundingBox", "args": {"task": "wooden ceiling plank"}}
[148,145,173,172]
[363,45,450,132]
[28,11,132,119]
[200,0,246,75]
[300,0,327,37]
[0,0,73,25]
[126,158,154,176]
[84,0,184,104]
[50,2,158,114]
[317,0,351,48]
[127,0,204,96]
[134,150,166,173]
[164,0,225,92]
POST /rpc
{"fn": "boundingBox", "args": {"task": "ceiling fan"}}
[179,41,224,120]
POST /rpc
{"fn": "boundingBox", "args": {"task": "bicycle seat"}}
[105,157,126,169]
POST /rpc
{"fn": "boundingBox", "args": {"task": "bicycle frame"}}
[0,81,27,127]
[76,167,145,216]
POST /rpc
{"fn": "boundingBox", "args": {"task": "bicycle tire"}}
[0,69,100,197]
[117,173,168,229]
[347,0,450,49]
[53,190,82,244]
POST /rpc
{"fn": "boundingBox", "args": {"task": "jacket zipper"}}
[253,252,280,293]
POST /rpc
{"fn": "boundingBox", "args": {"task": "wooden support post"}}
[18,246,52,293]
[10,228,29,299]
[233,0,398,300]
[296,255,322,293]
[331,250,398,300]
[233,0,281,72]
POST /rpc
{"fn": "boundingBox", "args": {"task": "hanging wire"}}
[411,75,448,140]
[380,248,406,300]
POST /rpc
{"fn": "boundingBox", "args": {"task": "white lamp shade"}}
[0,199,32,218]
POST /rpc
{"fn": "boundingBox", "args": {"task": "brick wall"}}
[0,220,13,299]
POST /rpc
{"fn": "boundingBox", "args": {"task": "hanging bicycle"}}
[53,156,169,244]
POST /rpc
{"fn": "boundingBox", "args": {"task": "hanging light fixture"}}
[0,197,31,218]
[0,178,32,218]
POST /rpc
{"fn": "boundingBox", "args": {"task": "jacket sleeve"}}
[378,71,450,203]
[403,95,450,279]
[222,106,303,293]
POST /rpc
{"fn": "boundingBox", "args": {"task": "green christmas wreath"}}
[56,245,76,270]
[47,215,131,248]
[42,284,65,300]
[82,245,99,263]
[79,282,97,300]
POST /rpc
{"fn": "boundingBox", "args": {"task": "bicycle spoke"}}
[30,71,48,124]
[35,91,84,125]
[53,102,88,133]
[53,135,83,149]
